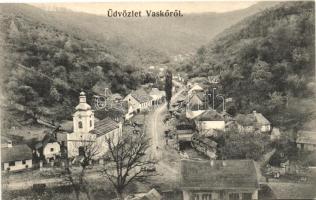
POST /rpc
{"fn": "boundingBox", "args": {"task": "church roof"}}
[90,117,119,137]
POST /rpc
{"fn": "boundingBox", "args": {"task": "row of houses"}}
[1,85,166,172]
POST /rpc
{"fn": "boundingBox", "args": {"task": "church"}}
[67,92,122,159]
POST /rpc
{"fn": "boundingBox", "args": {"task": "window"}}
[79,146,85,156]
[78,121,83,129]
[25,165,29,169]
[242,193,252,200]
[193,194,200,200]
[9,161,15,166]
[229,193,239,200]
[202,194,212,200]
[50,148,54,152]
[90,120,92,127]
[22,160,26,165]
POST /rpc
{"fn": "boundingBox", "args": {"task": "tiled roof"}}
[236,114,256,126]
[1,144,33,163]
[90,117,119,137]
[131,90,153,103]
[296,130,316,145]
[180,159,258,190]
[236,112,270,126]
[193,110,224,121]
[266,183,316,200]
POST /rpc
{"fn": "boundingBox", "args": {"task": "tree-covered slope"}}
[1,3,277,67]
[181,1,315,130]
[0,8,156,122]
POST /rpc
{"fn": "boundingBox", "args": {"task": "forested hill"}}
[0,5,157,123]
[180,1,315,130]
[1,3,277,67]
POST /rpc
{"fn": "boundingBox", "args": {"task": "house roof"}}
[188,84,204,94]
[90,117,119,137]
[193,110,224,121]
[1,144,33,163]
[180,159,259,190]
[35,133,58,150]
[130,89,153,103]
[236,111,270,126]
[296,130,316,145]
[266,183,316,200]
[236,114,256,126]
[253,112,270,125]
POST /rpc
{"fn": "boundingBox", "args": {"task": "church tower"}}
[73,92,94,133]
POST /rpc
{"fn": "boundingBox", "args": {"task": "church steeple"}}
[73,92,94,133]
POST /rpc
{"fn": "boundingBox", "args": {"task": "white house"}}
[33,133,61,163]
[67,92,122,160]
[123,89,153,113]
[1,144,33,172]
[236,111,271,134]
[193,110,225,135]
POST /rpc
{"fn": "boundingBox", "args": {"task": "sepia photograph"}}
[0,1,315,199]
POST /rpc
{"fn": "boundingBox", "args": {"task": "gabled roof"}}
[188,84,204,95]
[90,117,119,137]
[266,183,316,200]
[236,114,256,126]
[193,110,224,121]
[35,133,58,150]
[296,130,316,145]
[1,144,33,163]
[130,89,153,103]
[180,159,258,190]
[236,111,270,126]
[253,112,270,125]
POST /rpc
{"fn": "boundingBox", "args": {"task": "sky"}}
[32,2,258,15]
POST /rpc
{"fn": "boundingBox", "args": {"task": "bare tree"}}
[102,131,156,199]
[63,136,100,200]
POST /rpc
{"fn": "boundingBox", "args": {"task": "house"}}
[188,84,204,96]
[180,159,259,200]
[149,88,165,106]
[67,92,122,160]
[260,183,316,200]
[186,92,208,119]
[34,133,61,163]
[1,144,33,172]
[236,111,271,134]
[208,75,220,84]
[270,127,281,141]
[192,110,225,135]
[124,89,153,113]
[296,130,316,151]
[126,188,162,200]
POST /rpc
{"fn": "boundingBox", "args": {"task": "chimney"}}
[210,160,214,167]
[79,91,86,103]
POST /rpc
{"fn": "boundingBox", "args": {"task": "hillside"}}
[0,5,156,124]
[1,3,277,67]
[180,1,315,130]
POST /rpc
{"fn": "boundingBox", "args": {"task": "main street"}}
[148,80,185,177]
